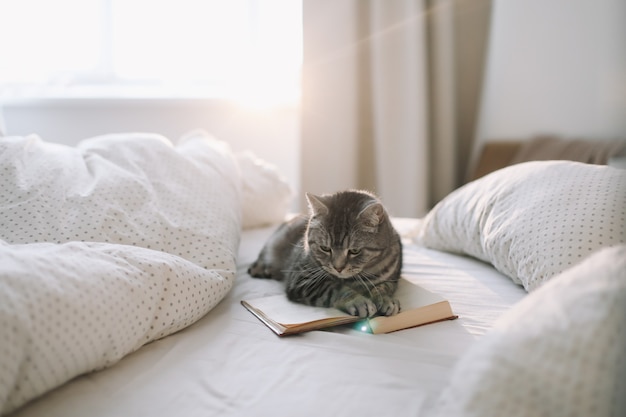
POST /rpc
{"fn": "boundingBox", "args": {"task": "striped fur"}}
[249,190,402,318]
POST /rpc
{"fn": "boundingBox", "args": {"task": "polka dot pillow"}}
[426,244,626,417]
[236,150,293,229]
[416,161,626,291]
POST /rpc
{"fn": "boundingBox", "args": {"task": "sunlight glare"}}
[112,0,302,107]
[0,0,302,107]
[0,0,101,83]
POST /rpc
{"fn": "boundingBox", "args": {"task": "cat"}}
[248,190,402,318]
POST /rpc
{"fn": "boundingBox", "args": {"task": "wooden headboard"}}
[470,136,626,181]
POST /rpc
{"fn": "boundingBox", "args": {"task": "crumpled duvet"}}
[0,132,243,415]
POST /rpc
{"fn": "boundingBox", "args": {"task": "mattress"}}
[11,219,527,417]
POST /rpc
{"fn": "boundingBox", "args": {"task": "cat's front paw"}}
[248,258,273,278]
[378,296,400,316]
[340,295,378,318]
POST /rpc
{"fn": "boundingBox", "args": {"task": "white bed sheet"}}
[10,219,527,417]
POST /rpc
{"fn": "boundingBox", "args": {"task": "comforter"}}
[0,131,288,415]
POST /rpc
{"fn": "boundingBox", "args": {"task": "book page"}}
[395,278,446,309]
[245,294,352,326]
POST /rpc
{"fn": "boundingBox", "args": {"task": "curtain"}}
[301,0,492,217]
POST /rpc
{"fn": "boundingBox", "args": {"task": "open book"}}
[241,278,457,336]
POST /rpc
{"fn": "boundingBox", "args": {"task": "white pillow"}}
[0,132,241,270]
[416,161,626,291]
[426,244,626,417]
[236,150,292,229]
[0,240,234,415]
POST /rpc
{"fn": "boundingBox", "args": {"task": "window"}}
[0,0,302,106]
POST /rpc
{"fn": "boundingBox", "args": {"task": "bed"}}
[1,132,624,417]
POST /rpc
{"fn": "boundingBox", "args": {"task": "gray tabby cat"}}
[249,190,402,318]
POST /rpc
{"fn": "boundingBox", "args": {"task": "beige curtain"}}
[301,0,491,217]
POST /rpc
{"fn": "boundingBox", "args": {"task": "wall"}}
[474,0,626,155]
[1,98,301,210]
[4,0,625,216]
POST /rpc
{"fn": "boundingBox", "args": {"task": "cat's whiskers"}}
[355,272,384,305]
[281,264,326,284]
[350,273,375,302]
[282,264,326,281]
[299,269,327,295]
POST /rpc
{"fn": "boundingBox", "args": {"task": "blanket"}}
[0,132,246,415]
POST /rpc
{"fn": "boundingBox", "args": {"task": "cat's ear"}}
[306,193,329,216]
[357,202,385,228]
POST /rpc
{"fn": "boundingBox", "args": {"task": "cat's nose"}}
[335,266,344,273]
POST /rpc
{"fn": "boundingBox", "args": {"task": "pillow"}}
[236,150,292,229]
[0,132,241,270]
[425,244,626,417]
[416,161,626,291]
[0,240,234,416]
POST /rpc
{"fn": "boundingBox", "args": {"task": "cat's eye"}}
[319,245,331,253]
[348,248,361,255]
